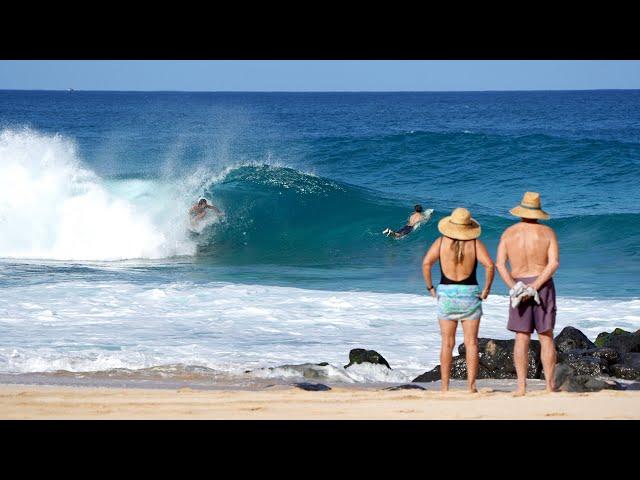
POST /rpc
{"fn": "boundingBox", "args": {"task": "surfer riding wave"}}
[189,198,224,228]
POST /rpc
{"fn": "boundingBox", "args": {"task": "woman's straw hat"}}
[438,208,481,240]
[509,191,550,220]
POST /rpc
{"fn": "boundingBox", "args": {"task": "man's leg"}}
[461,319,480,393]
[513,332,531,396]
[439,319,458,392]
[538,330,557,392]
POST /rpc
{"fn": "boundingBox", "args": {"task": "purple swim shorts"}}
[507,276,557,334]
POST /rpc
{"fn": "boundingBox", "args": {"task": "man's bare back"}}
[496,220,559,290]
[407,211,424,227]
[502,222,553,274]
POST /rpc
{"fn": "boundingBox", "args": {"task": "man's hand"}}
[479,288,490,300]
[429,287,437,298]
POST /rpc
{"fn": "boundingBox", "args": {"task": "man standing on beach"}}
[496,192,559,396]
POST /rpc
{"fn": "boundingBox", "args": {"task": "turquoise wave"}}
[185,165,640,284]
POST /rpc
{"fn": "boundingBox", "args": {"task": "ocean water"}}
[1,90,639,385]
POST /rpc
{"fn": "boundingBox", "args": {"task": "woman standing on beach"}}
[422,208,495,393]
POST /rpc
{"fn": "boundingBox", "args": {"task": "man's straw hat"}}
[509,192,550,220]
[438,207,481,240]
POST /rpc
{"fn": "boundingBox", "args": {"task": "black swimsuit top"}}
[439,237,478,286]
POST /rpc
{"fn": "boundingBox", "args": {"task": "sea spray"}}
[0,129,196,260]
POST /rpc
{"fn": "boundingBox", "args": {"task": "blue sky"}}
[0,60,638,91]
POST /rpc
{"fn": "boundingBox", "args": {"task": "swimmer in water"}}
[189,198,224,224]
[383,204,433,238]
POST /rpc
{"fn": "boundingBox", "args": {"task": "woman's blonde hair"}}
[451,239,465,264]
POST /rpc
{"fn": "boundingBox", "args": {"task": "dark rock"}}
[560,356,609,376]
[625,382,640,391]
[597,330,640,354]
[558,347,620,366]
[413,354,507,382]
[344,348,391,369]
[553,363,575,387]
[294,382,331,391]
[412,356,473,382]
[458,338,492,355]
[316,362,329,367]
[384,384,426,391]
[449,355,470,379]
[554,363,622,392]
[595,328,632,348]
[554,326,596,353]
[573,377,624,392]
[583,347,621,365]
[460,338,541,379]
[583,377,625,391]
[412,365,441,382]
[624,352,640,368]
[610,353,640,380]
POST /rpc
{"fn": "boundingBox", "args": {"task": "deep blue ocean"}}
[1,90,639,382]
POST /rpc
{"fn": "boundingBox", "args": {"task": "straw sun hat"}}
[509,191,550,220]
[438,207,481,240]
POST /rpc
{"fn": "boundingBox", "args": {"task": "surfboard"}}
[382,208,434,238]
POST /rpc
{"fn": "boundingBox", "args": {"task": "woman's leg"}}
[461,319,481,393]
[438,319,458,392]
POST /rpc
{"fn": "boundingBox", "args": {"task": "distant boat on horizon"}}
[68,87,75,92]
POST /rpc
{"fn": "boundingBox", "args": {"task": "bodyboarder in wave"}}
[383,204,434,238]
[189,198,224,229]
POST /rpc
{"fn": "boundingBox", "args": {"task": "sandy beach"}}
[1,383,639,420]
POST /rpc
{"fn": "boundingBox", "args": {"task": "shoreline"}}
[2,382,639,420]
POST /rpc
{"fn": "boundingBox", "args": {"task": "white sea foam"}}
[0,129,218,260]
[0,280,637,382]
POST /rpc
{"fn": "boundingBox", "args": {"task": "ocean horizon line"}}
[1,88,639,94]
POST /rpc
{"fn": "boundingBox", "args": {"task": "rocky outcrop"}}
[344,349,391,369]
[594,329,640,354]
[558,356,609,376]
[553,363,623,392]
[413,339,541,382]
[412,365,441,383]
[411,326,640,390]
[462,338,542,379]
[609,353,640,380]
[554,326,596,353]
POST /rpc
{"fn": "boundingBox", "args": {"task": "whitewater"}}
[0,129,202,260]
[2,280,639,383]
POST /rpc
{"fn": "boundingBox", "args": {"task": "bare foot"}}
[468,387,478,393]
[512,389,526,397]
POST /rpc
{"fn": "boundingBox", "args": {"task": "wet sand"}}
[1,383,639,419]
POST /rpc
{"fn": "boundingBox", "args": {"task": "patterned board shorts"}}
[437,284,482,321]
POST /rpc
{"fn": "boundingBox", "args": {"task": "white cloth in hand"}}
[509,281,540,308]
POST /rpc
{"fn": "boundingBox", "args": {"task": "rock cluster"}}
[412,326,640,392]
